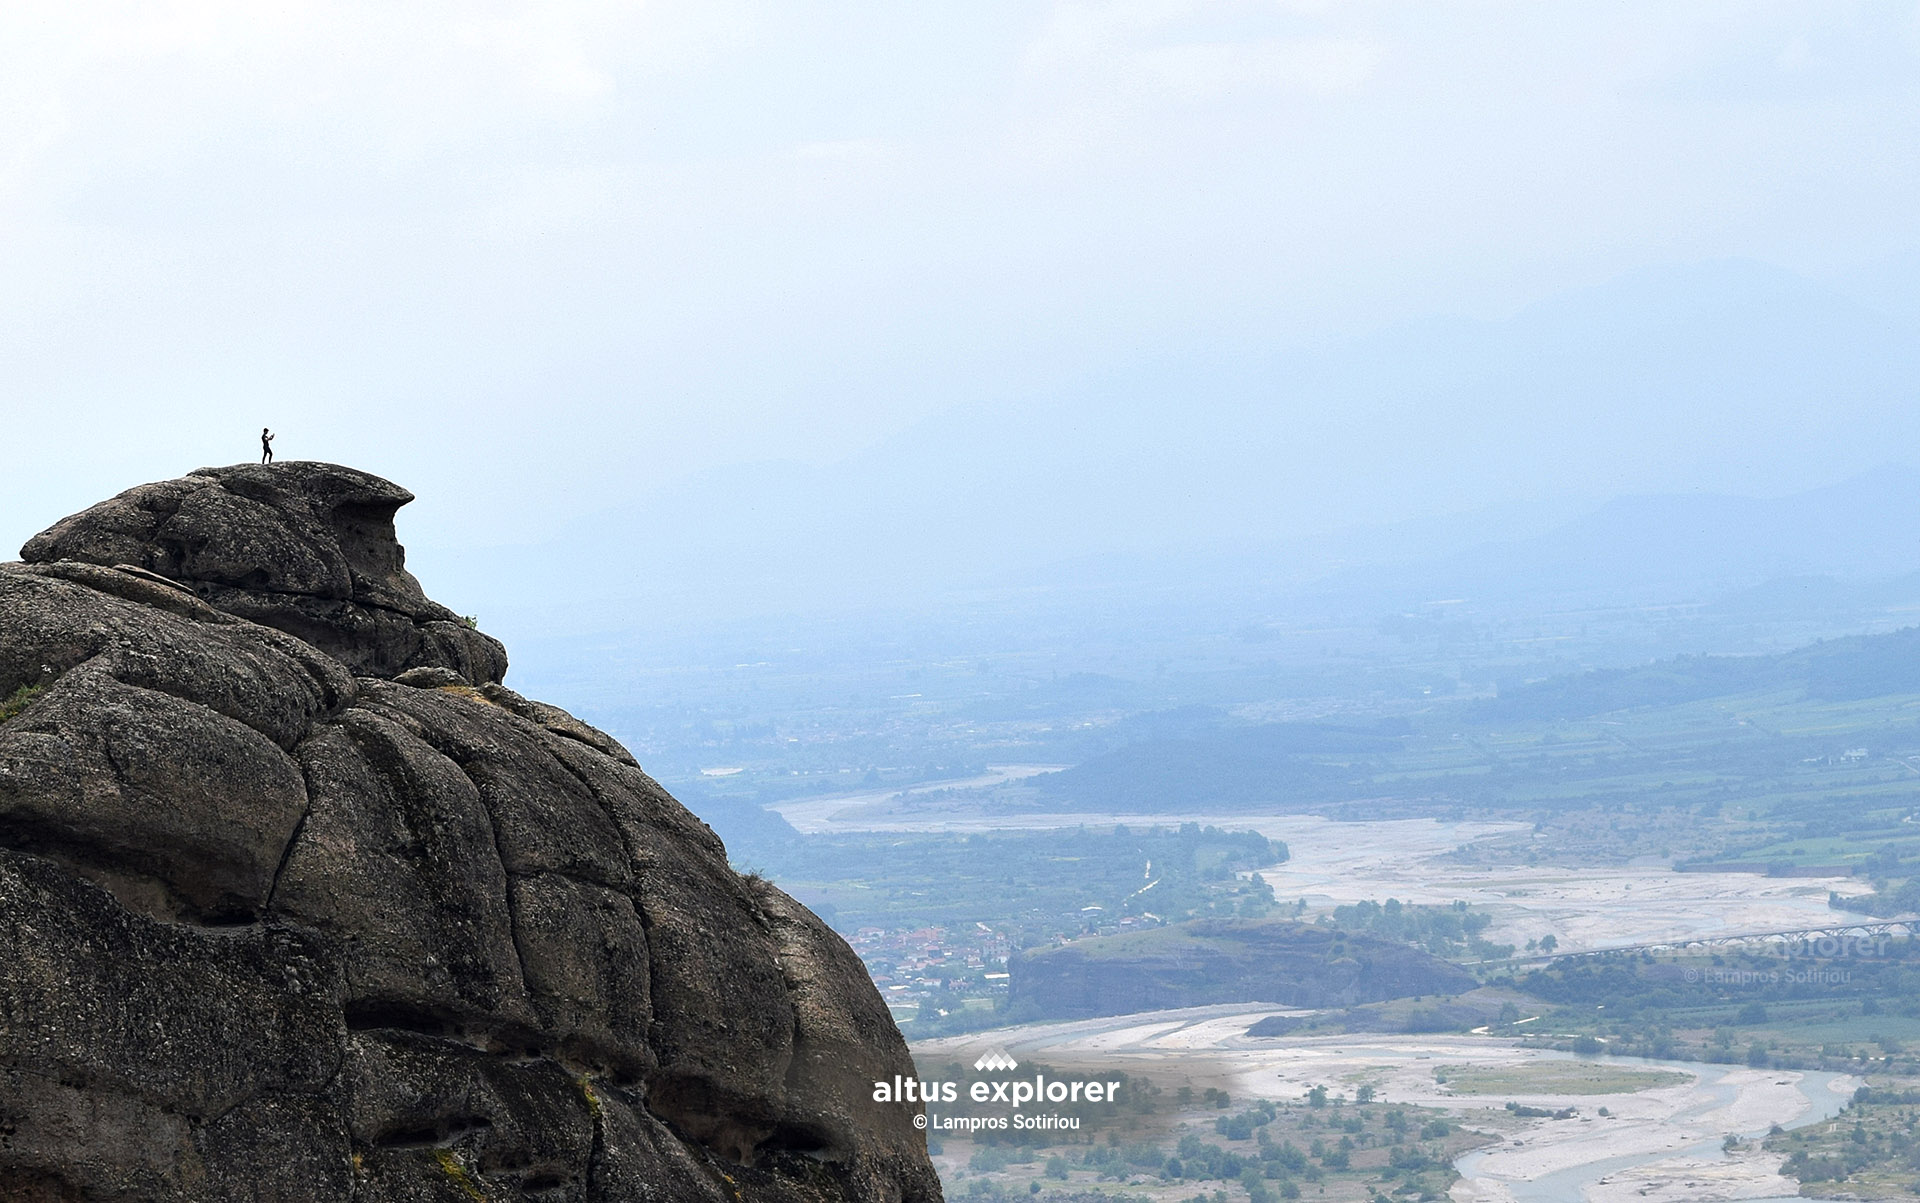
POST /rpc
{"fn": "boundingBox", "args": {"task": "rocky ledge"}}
[0,463,942,1202]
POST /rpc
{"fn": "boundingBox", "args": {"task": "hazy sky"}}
[4,2,1919,571]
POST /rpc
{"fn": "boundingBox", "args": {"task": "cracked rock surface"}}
[0,462,942,1202]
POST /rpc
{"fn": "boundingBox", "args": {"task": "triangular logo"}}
[973,1048,1019,1072]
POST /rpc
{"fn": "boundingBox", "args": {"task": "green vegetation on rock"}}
[0,683,42,724]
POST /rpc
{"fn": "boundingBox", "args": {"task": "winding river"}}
[1452,1058,1854,1203]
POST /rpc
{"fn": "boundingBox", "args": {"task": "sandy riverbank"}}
[769,765,1068,833]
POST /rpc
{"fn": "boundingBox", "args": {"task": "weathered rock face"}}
[1009,919,1477,1021]
[0,463,942,1202]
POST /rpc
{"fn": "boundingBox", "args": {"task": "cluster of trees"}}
[1328,898,1512,959]
[1519,944,1920,1015]
[1068,1099,1454,1201]
[1829,842,1920,915]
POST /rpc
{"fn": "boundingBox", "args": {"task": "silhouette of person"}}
[261,428,275,464]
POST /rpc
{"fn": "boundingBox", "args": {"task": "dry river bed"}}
[790,790,1889,1198]
[773,783,1875,954]
[919,1008,1857,1203]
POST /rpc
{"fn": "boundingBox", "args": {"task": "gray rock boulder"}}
[21,462,508,684]
[0,463,942,1202]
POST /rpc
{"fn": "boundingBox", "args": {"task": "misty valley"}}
[533,521,1920,1203]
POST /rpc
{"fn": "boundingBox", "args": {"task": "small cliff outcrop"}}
[0,463,942,1202]
[1009,919,1477,1020]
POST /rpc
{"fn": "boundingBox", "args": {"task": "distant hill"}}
[1478,624,1920,722]
[1009,919,1476,1020]
[1030,718,1410,811]
[1004,623,1920,824]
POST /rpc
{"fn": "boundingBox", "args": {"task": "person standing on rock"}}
[261,428,275,464]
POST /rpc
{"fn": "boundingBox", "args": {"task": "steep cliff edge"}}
[0,463,942,1202]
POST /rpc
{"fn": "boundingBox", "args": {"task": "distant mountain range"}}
[1474,623,1920,722]
[1293,464,1920,616]
[1026,616,1920,815]
[424,257,1920,635]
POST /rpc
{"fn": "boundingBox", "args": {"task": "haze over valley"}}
[509,458,1920,1201]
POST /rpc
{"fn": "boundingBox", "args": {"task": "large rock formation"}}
[1009,919,1477,1021]
[0,463,942,1202]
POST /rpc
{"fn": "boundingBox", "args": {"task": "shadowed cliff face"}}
[0,463,942,1203]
